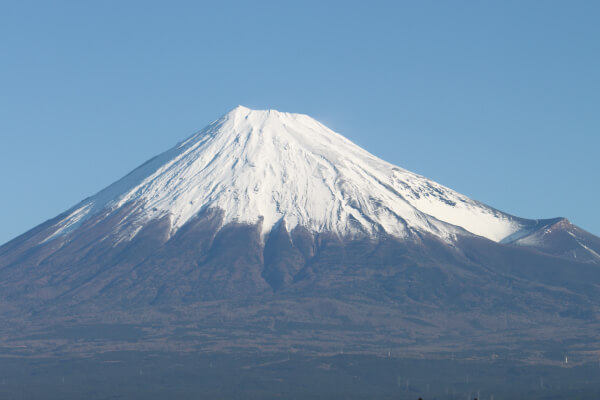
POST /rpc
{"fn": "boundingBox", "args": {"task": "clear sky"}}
[1,1,598,244]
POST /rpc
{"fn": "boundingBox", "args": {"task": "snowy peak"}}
[47,106,538,244]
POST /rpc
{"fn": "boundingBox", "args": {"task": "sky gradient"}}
[1,0,599,244]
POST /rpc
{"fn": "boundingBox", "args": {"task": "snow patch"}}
[42,203,94,243]
[577,241,600,259]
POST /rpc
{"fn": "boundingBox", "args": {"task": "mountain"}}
[20,106,574,244]
[1,106,599,363]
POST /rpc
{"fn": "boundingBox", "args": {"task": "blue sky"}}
[1,0,598,244]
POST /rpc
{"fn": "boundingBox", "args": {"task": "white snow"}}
[41,203,94,243]
[45,106,532,243]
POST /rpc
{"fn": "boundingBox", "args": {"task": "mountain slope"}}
[37,106,552,247]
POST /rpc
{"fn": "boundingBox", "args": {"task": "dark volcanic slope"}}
[1,205,599,362]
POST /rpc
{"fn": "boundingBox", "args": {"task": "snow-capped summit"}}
[47,106,537,244]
